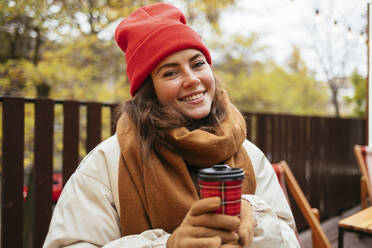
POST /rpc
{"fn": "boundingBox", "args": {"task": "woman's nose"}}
[182,70,200,88]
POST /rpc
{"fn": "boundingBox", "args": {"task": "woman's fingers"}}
[189,197,221,216]
[191,213,240,231]
[186,197,241,231]
[188,226,239,243]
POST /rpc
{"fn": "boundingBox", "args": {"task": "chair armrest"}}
[280,161,331,248]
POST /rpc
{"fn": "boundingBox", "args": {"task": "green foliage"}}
[215,44,329,115]
[0,0,136,100]
[345,69,366,118]
[287,46,306,73]
[0,59,32,96]
[184,0,236,33]
[38,35,130,102]
[217,62,328,115]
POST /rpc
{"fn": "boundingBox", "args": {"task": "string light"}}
[347,27,354,39]
[331,20,339,33]
[309,6,365,41]
[359,32,367,43]
[315,9,322,23]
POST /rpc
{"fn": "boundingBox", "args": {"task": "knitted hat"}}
[115,3,212,96]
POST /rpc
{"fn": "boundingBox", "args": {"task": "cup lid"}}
[197,164,245,182]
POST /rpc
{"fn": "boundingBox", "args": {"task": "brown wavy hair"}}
[118,75,226,161]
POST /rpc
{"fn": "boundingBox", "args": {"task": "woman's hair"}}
[118,75,226,161]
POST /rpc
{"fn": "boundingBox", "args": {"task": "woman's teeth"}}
[181,92,204,101]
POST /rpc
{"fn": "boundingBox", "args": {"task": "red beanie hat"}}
[115,3,212,96]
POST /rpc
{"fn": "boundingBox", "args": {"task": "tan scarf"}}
[116,92,256,236]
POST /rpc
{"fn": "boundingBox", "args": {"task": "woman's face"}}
[151,49,215,120]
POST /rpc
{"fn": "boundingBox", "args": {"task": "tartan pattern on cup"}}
[198,180,242,216]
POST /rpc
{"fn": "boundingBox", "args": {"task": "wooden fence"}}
[0,97,365,248]
[1,97,118,248]
[243,113,365,231]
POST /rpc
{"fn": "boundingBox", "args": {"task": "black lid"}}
[197,164,245,182]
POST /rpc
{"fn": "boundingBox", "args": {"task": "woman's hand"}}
[167,197,240,248]
[221,200,255,248]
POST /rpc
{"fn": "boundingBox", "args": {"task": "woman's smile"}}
[179,91,206,102]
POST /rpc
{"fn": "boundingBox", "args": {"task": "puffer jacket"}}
[43,134,301,248]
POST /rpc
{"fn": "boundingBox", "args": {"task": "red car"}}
[23,173,63,204]
[52,173,63,203]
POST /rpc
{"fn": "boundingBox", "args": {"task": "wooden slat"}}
[280,161,331,248]
[266,114,273,160]
[110,103,119,135]
[318,117,327,218]
[33,98,54,248]
[255,114,265,151]
[272,115,280,162]
[325,118,337,215]
[1,97,24,248]
[309,117,321,212]
[287,116,307,230]
[278,115,287,162]
[286,115,294,164]
[244,113,253,142]
[63,101,80,185]
[86,102,102,153]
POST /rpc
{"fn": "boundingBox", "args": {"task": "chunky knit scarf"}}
[116,92,256,235]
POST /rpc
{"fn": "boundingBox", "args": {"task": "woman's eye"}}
[193,61,205,68]
[163,71,177,77]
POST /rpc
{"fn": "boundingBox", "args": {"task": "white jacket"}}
[44,135,301,248]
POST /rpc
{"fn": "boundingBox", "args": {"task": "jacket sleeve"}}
[43,136,170,248]
[242,140,301,248]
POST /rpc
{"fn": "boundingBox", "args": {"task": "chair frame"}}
[354,145,372,209]
[275,161,331,248]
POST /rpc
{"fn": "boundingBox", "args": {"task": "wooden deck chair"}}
[272,161,331,248]
[353,145,372,209]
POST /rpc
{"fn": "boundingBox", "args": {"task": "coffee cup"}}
[197,164,245,216]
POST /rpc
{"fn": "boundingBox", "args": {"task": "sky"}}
[217,0,368,81]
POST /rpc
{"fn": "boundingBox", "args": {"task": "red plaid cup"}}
[197,165,245,216]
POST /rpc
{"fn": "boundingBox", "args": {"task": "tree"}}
[183,0,236,33]
[345,69,366,118]
[287,46,306,73]
[297,2,366,117]
[0,0,74,97]
[215,45,329,115]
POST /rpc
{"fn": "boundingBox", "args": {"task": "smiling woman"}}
[151,49,215,120]
[43,2,301,248]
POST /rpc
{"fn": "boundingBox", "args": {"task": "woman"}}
[44,3,300,248]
